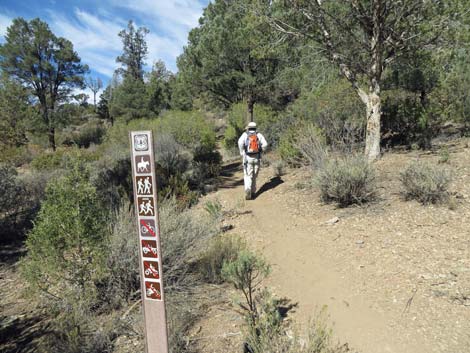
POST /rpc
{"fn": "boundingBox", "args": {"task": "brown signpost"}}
[130,131,169,353]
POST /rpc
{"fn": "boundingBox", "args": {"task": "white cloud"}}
[0,13,13,38]
[1,1,207,101]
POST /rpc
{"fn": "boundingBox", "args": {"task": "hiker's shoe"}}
[245,189,252,200]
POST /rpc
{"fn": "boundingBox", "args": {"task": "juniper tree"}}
[0,18,88,150]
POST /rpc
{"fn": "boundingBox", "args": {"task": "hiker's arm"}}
[238,133,246,156]
[259,134,268,151]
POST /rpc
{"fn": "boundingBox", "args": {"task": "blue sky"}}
[0,0,209,98]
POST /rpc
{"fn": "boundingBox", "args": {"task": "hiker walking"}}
[238,122,268,200]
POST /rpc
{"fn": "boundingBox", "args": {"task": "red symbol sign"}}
[135,155,151,174]
[142,240,158,258]
[145,281,162,300]
[140,219,156,237]
[144,260,160,279]
[136,176,153,195]
[138,197,155,216]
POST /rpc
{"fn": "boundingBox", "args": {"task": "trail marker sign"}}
[130,131,169,353]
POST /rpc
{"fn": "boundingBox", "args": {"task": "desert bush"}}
[74,121,106,148]
[96,202,140,310]
[316,156,377,207]
[159,174,199,210]
[160,198,218,290]
[0,145,34,166]
[271,160,286,177]
[0,164,24,216]
[31,148,99,171]
[192,144,222,178]
[22,161,108,303]
[198,235,245,283]
[223,103,282,151]
[222,250,271,326]
[103,111,217,154]
[288,80,365,152]
[400,161,451,204]
[203,199,223,220]
[296,124,329,170]
[155,133,190,179]
[278,125,304,166]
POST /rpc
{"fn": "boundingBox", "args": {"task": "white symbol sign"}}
[138,197,155,216]
[134,134,149,151]
[137,176,153,195]
[137,156,151,173]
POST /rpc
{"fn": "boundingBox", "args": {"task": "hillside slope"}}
[199,142,470,353]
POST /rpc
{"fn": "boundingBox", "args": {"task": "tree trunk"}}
[93,92,97,112]
[364,93,381,161]
[48,126,56,151]
[247,98,254,123]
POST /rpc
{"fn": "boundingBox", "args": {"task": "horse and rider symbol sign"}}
[135,155,151,174]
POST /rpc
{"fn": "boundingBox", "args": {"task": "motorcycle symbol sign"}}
[135,155,151,174]
[145,281,162,300]
[140,219,156,237]
[136,176,153,195]
[138,197,155,216]
[142,239,158,258]
[143,261,160,279]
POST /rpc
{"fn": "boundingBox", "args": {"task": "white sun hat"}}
[246,122,257,129]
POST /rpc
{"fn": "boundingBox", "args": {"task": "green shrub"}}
[288,80,364,151]
[159,198,218,289]
[222,250,271,326]
[0,164,24,217]
[198,235,245,283]
[96,202,140,310]
[278,125,303,166]
[22,162,108,303]
[203,199,223,220]
[31,148,99,171]
[223,103,281,150]
[155,133,190,179]
[74,122,106,148]
[316,156,377,207]
[400,161,451,204]
[0,145,33,166]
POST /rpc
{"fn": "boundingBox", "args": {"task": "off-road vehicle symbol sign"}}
[145,281,162,300]
[134,134,149,151]
[140,219,156,237]
[135,155,151,174]
[142,239,158,258]
[136,176,153,195]
[144,261,160,279]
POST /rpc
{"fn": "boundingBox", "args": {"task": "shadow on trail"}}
[219,161,244,189]
[0,314,50,353]
[255,177,284,198]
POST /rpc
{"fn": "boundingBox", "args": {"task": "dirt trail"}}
[203,149,470,353]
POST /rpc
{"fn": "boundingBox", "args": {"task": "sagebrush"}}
[400,161,451,204]
[316,156,377,207]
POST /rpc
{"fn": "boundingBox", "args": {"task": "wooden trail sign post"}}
[130,131,169,353]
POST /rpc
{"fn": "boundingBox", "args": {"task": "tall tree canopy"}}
[116,20,149,81]
[178,0,284,122]
[268,0,447,160]
[0,18,88,150]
